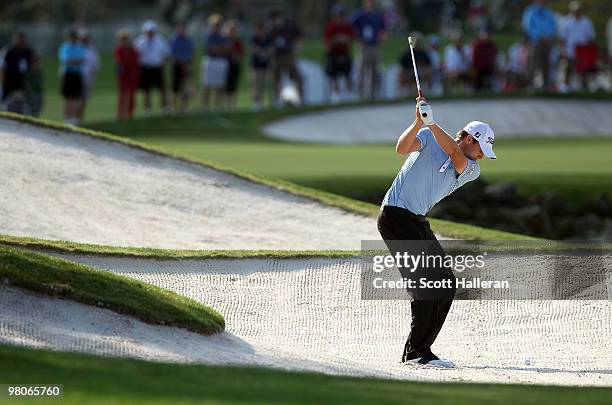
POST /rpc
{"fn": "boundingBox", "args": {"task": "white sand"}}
[2,254,610,386]
[0,118,379,250]
[264,99,612,144]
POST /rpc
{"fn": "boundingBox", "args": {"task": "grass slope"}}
[0,244,224,334]
[1,344,610,405]
[1,111,529,241]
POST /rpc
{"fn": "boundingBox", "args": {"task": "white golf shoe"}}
[404,352,455,369]
[425,358,455,368]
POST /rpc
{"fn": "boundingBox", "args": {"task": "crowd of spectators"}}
[1,0,611,122]
[111,9,305,117]
[410,0,606,96]
[322,0,609,99]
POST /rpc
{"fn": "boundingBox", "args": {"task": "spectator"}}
[24,54,43,117]
[471,29,498,91]
[522,0,557,90]
[80,29,101,120]
[560,1,596,91]
[323,4,355,103]
[505,35,530,91]
[268,9,304,106]
[2,32,33,114]
[251,20,272,111]
[426,35,444,96]
[170,23,195,113]
[443,33,470,94]
[549,42,562,90]
[58,29,85,125]
[114,29,140,120]
[223,20,244,110]
[134,21,171,115]
[398,33,431,98]
[351,0,386,100]
[201,14,229,110]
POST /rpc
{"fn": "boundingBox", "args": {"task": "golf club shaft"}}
[408,37,423,97]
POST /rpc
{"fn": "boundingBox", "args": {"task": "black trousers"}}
[377,205,456,362]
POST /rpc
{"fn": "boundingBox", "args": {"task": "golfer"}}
[377,97,496,367]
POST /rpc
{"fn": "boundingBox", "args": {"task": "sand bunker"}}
[0,118,378,250]
[264,99,612,144]
[2,253,610,386]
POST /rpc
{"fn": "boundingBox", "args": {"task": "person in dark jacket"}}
[2,32,33,113]
[471,30,498,90]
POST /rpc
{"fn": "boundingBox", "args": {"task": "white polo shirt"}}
[443,45,469,74]
[134,34,171,67]
[561,15,595,58]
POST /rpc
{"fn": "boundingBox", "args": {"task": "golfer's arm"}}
[395,119,422,155]
[429,124,468,173]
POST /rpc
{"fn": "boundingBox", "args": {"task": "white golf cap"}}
[142,20,157,32]
[463,120,496,159]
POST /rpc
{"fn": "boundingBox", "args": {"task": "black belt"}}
[382,205,428,223]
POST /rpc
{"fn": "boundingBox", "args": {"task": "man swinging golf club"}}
[377,37,496,368]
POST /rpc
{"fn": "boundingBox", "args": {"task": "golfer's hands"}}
[416,97,435,126]
[415,96,424,123]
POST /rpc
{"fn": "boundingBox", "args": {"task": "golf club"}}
[408,36,424,98]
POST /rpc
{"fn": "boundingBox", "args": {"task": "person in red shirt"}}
[223,20,244,110]
[471,29,498,91]
[114,29,140,119]
[324,5,355,102]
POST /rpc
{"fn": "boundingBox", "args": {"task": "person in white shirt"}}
[443,33,470,95]
[134,21,171,115]
[79,29,100,119]
[560,1,595,90]
[426,35,444,96]
[506,35,530,90]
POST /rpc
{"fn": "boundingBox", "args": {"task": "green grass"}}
[0,244,224,335]
[86,110,612,207]
[0,233,362,259]
[480,137,612,203]
[1,345,610,405]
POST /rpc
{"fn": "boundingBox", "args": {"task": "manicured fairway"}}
[1,344,610,405]
[88,112,612,206]
[477,136,612,204]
